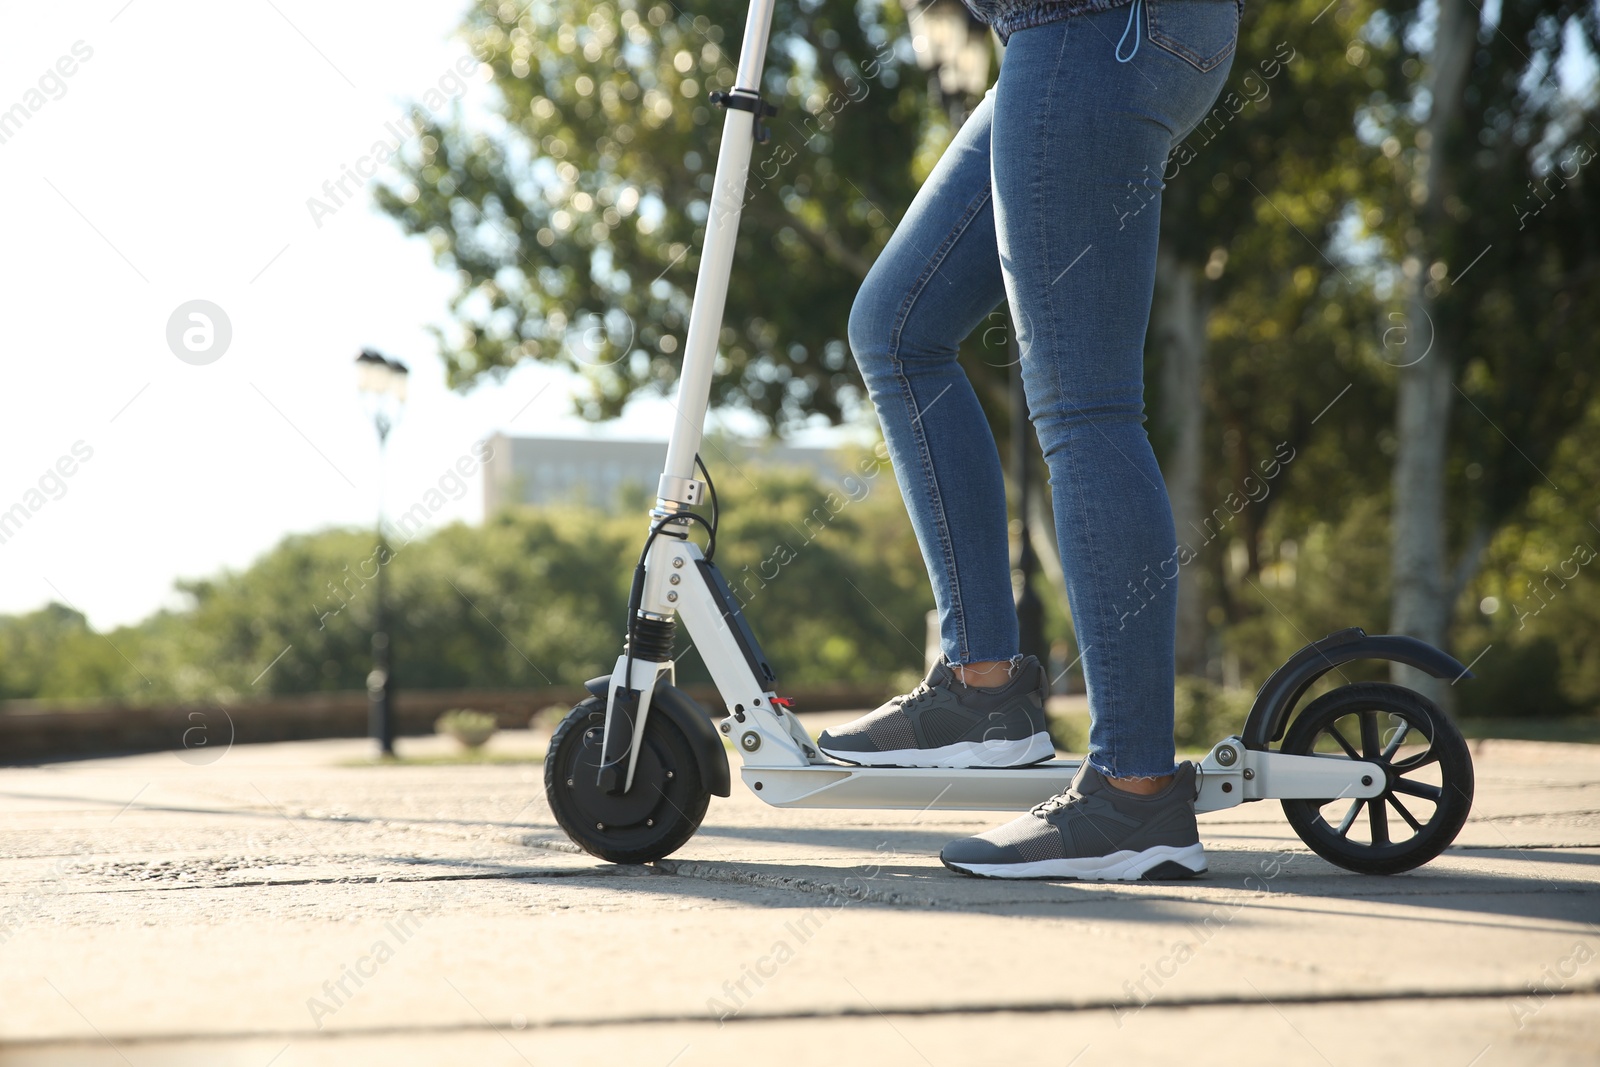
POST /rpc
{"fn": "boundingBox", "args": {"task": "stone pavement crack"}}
[55,866,663,895]
[3,987,1597,1050]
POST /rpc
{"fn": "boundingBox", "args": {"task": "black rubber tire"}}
[544,696,709,864]
[1280,682,1474,875]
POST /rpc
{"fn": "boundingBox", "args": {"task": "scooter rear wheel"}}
[1279,682,1474,874]
[544,696,709,864]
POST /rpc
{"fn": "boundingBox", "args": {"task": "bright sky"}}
[0,0,860,632]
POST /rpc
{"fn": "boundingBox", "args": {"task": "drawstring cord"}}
[1115,0,1143,63]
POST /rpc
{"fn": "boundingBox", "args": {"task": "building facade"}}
[482,434,848,515]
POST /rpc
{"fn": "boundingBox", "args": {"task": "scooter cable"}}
[693,452,719,559]
[618,508,715,707]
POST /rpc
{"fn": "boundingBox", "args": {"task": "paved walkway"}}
[1,722,1597,1065]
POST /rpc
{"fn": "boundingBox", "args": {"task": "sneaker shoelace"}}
[1029,786,1085,819]
[889,676,939,711]
[890,660,1011,714]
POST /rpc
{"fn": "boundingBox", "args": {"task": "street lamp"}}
[903,0,992,124]
[355,348,409,756]
[1008,330,1045,669]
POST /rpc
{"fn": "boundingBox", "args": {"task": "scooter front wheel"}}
[544,696,709,864]
[1279,682,1474,875]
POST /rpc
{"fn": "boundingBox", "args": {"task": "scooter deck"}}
[741,760,1090,812]
[740,746,1386,814]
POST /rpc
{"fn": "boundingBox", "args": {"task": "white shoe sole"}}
[943,842,1208,881]
[818,731,1056,769]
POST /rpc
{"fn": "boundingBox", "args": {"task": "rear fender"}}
[1241,628,1471,749]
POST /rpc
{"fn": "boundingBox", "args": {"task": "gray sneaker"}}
[940,761,1207,880]
[817,656,1055,768]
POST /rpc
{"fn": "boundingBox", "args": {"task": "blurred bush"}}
[1457,637,1582,720]
[1173,678,1255,750]
[0,458,933,705]
[436,709,498,749]
[1049,678,1255,758]
[1046,711,1083,756]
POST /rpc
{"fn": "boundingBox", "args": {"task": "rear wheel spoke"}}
[1392,746,1440,772]
[1335,799,1364,837]
[1368,795,1391,845]
[1388,793,1424,832]
[1359,710,1382,760]
[1324,724,1362,761]
[1392,777,1442,801]
[1380,720,1412,760]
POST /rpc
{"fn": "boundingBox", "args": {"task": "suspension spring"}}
[627,615,676,662]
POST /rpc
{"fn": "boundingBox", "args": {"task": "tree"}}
[376,0,936,432]
[1147,0,1399,677]
[0,604,133,702]
[1377,0,1600,706]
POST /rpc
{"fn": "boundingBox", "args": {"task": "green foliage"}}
[1142,0,1600,713]
[668,447,934,684]
[1347,0,1600,562]
[1172,677,1254,749]
[1147,0,1401,645]
[1458,638,1579,719]
[1047,677,1253,754]
[1456,394,1600,718]
[0,463,931,704]
[0,603,136,702]
[1216,495,1394,688]
[1046,709,1083,755]
[376,0,931,430]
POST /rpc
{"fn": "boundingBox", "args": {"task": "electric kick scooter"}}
[543,0,1477,876]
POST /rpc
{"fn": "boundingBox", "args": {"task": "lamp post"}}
[1008,330,1046,669]
[904,0,993,125]
[355,349,409,757]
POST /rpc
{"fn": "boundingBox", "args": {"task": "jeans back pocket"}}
[1146,0,1240,72]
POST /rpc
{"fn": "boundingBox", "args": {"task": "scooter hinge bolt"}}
[672,557,684,568]
[741,732,761,752]
[1242,768,1254,780]
[669,574,681,585]
[1216,745,1237,766]
[666,591,678,602]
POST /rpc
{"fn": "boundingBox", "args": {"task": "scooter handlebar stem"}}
[656,0,778,502]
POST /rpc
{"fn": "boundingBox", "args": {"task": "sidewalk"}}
[1,721,1596,1065]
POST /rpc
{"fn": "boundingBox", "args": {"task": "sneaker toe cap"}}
[939,834,1021,867]
[816,727,872,753]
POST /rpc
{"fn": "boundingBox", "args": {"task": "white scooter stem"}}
[601,0,783,794]
[656,0,779,494]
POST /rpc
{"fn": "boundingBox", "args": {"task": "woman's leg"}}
[847,90,1016,668]
[990,2,1239,780]
[821,91,1056,769]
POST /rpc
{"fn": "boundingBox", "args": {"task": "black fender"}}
[585,675,731,797]
[1241,628,1473,750]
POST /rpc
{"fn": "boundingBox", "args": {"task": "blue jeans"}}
[848,0,1239,778]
